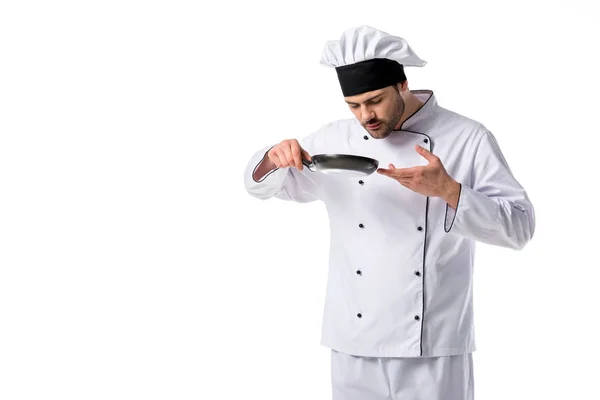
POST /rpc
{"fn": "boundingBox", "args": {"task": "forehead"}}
[344,88,389,104]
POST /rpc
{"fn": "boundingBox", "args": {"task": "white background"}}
[1,1,598,399]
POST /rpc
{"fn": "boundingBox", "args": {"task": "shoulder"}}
[434,106,487,132]
[433,105,491,144]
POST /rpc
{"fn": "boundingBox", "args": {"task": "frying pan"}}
[302,154,379,177]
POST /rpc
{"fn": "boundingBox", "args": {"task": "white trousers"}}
[331,350,474,400]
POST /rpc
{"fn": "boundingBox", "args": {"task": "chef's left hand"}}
[377,145,460,202]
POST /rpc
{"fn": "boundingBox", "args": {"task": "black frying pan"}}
[302,154,379,177]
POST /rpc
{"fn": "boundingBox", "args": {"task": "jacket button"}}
[356,270,362,275]
[363,135,369,140]
[415,271,421,277]
[424,138,429,143]
[357,313,362,318]
[359,223,364,228]
[358,180,364,185]
[417,226,423,231]
[414,315,420,321]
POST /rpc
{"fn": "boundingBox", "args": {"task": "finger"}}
[301,148,312,161]
[282,146,295,169]
[377,168,393,176]
[272,151,287,168]
[299,149,312,171]
[273,146,291,168]
[285,145,302,171]
[415,145,437,162]
[290,144,303,170]
[396,166,419,174]
[378,167,407,177]
[267,147,280,167]
[382,170,414,179]
[394,166,423,179]
[268,152,281,168]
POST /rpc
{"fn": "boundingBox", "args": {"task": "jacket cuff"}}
[444,183,462,233]
[252,146,278,183]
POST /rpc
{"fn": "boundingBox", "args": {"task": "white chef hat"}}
[320,25,427,96]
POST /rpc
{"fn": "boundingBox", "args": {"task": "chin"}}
[370,128,392,139]
[375,133,391,139]
[365,125,390,139]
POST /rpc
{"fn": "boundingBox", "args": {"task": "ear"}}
[398,80,409,92]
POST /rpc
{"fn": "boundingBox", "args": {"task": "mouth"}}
[366,122,382,130]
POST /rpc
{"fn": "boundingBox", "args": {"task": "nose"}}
[361,106,375,122]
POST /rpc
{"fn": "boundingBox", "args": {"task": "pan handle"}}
[302,158,315,171]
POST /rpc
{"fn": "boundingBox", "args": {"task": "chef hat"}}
[320,25,427,96]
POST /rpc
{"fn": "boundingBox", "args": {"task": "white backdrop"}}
[1,1,599,399]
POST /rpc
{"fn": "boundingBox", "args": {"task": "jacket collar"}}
[394,90,437,132]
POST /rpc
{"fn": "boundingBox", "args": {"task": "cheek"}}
[391,101,404,118]
[378,104,394,120]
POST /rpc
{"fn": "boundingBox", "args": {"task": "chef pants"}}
[331,350,474,400]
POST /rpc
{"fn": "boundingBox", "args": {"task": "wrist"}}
[442,179,461,209]
[252,153,277,181]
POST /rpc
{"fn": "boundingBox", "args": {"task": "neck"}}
[395,91,424,130]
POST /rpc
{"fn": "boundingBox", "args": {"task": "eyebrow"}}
[345,93,384,105]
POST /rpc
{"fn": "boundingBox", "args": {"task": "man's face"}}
[345,85,405,139]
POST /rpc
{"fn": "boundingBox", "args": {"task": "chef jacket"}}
[243,90,535,358]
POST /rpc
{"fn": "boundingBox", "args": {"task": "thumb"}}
[415,144,435,162]
[301,148,312,161]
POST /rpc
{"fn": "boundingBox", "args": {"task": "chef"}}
[243,25,535,400]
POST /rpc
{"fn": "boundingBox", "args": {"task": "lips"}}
[366,122,381,129]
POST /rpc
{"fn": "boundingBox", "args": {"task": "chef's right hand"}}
[267,139,312,171]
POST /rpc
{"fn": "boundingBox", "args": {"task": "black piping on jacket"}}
[395,128,432,357]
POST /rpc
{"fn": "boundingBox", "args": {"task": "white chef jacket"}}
[243,90,535,358]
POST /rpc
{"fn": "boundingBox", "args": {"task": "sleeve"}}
[444,130,536,250]
[243,129,325,203]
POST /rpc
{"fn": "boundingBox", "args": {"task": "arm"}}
[252,153,278,182]
[243,133,323,203]
[444,130,535,250]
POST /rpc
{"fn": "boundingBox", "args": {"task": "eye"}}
[371,99,382,104]
[349,104,359,109]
